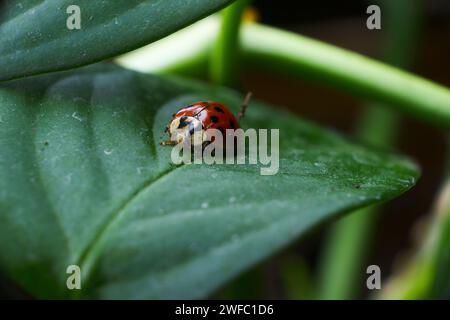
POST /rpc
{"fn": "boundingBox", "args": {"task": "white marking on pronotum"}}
[103,149,113,155]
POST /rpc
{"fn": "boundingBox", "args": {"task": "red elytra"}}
[174,101,240,133]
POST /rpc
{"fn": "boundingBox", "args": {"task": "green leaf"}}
[0,0,234,82]
[0,65,418,299]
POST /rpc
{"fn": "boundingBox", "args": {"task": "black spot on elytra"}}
[229,120,235,128]
[214,106,224,113]
[210,116,219,123]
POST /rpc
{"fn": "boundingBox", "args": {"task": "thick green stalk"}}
[280,256,314,299]
[317,207,378,299]
[433,202,450,298]
[316,0,422,299]
[240,22,450,129]
[118,18,450,129]
[210,0,250,87]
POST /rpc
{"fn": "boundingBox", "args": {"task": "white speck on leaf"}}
[229,196,236,203]
[137,167,145,175]
[65,174,73,184]
[201,202,209,209]
[104,149,113,155]
[139,128,149,136]
[72,112,83,122]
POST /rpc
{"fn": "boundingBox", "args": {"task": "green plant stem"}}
[122,17,450,129]
[280,256,314,299]
[241,22,450,129]
[316,0,422,299]
[210,0,250,87]
[433,194,450,298]
[316,207,377,299]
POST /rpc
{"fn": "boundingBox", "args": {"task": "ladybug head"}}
[168,115,204,146]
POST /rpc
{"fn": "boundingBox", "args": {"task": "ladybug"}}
[160,92,252,147]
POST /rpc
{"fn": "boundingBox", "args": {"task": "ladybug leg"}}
[160,140,176,145]
[237,92,253,122]
[161,124,172,144]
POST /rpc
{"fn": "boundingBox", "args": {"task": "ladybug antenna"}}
[237,92,252,122]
